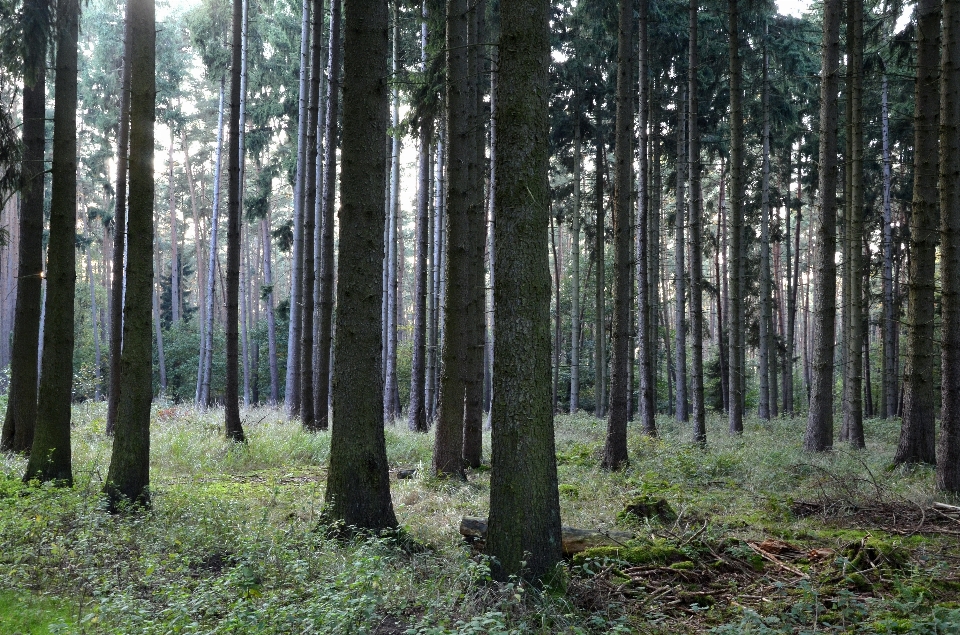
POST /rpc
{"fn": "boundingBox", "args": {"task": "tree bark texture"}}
[727,0,745,434]
[688,0,705,443]
[324,0,398,531]
[487,0,562,582]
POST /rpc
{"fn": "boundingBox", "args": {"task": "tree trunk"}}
[153,276,167,393]
[199,80,226,408]
[727,0,745,434]
[409,124,432,432]
[261,215,279,404]
[938,0,960,491]
[104,0,154,508]
[571,118,582,414]
[2,0,47,453]
[315,0,342,430]
[284,0,311,418]
[85,211,102,401]
[225,0,249,442]
[674,90,688,424]
[551,214,562,412]
[842,0,865,447]
[881,73,896,420]
[168,134,180,325]
[594,135,606,419]
[759,35,772,421]
[324,0,398,530]
[24,0,79,484]
[433,0,471,479]
[384,0,401,423]
[688,0,705,442]
[895,0,940,464]
[486,0,561,582]
[804,0,842,452]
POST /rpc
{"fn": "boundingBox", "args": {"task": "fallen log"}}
[459,516,634,556]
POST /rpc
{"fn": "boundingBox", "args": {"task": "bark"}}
[284,0,311,417]
[409,127,432,432]
[2,0,47,453]
[804,0,842,452]
[594,136,606,419]
[239,0,251,406]
[199,80,225,408]
[487,0,561,581]
[384,0,401,423]
[298,0,324,431]
[674,91,688,424]
[224,0,248,442]
[315,0,342,430]
[324,0,398,530]
[433,0,471,479]
[895,0,940,464]
[571,118,582,414]
[727,0,745,434]
[104,0,154,508]
[551,215,562,412]
[938,0,960,491]
[240,228,251,405]
[24,0,79,484]
[153,279,167,392]
[843,0,865,448]
[168,134,180,324]
[85,212,102,401]
[881,73,896,419]
[759,36,772,421]
[688,0,705,442]
[427,123,445,421]
[260,215,279,404]
[636,5,655,434]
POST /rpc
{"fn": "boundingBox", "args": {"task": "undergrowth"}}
[0,402,957,633]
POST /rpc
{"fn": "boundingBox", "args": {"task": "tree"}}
[674,90,688,424]
[323,0,398,530]
[804,0,842,452]
[106,9,132,436]
[938,0,960,492]
[24,0,80,484]
[486,0,561,583]
[315,0,342,430]
[895,0,940,465]
[104,0,155,509]
[1,0,48,453]
[727,0,745,435]
[688,0,705,442]
[602,0,634,471]
[224,0,248,442]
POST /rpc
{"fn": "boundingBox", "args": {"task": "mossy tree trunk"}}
[487,0,561,583]
[324,0,398,531]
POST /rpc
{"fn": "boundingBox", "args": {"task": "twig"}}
[746,541,808,578]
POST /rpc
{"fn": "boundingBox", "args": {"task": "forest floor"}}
[1,402,959,634]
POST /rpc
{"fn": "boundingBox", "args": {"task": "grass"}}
[0,400,958,633]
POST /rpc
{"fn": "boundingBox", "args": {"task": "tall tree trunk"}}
[881,72,896,420]
[104,0,154,508]
[937,0,960,491]
[804,0,842,452]
[239,0,251,407]
[324,0,398,531]
[153,275,167,392]
[284,0,311,418]
[24,0,79,484]
[895,0,940,464]
[261,214,279,404]
[727,0,745,434]
[688,0,705,442]
[433,0,471,478]
[240,227,252,405]
[315,0,342,430]
[674,90,688,423]
[299,0,325,431]
[225,0,249,442]
[602,0,634,471]
[594,135,606,419]
[384,0,401,423]
[486,0,560,582]
[199,79,225,409]
[571,118,582,414]
[2,0,48,452]
[409,125,432,432]
[759,34,773,421]
[551,214,561,412]
[843,0,865,447]
[168,133,180,324]
[85,211,102,401]
[427,122,445,421]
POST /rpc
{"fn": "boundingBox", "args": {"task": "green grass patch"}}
[0,589,77,634]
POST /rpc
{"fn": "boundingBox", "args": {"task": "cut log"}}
[459,516,634,556]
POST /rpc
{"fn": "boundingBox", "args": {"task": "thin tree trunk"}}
[153,279,167,392]
[688,0,705,441]
[881,73,896,420]
[285,0,311,417]
[759,34,773,421]
[594,135,606,419]
[168,133,180,324]
[261,215,279,404]
[727,0,745,434]
[409,125,432,432]
[674,90,688,423]
[384,0,401,423]
[551,213,561,412]
[86,210,102,401]
[199,79,226,409]
[571,117,582,414]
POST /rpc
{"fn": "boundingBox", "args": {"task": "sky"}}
[777,0,813,17]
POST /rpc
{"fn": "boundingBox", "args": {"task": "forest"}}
[1,0,960,630]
